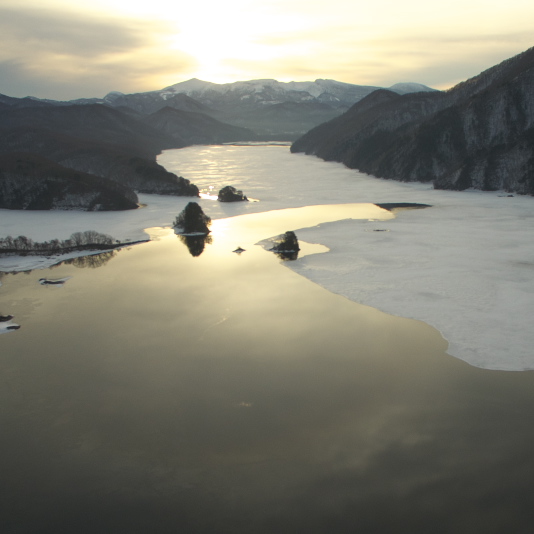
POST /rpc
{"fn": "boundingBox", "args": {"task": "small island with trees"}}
[173,202,212,257]
[269,231,300,260]
[217,185,248,202]
[173,202,212,235]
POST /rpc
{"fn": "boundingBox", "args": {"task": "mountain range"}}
[0,77,436,210]
[291,47,534,195]
[11,78,436,139]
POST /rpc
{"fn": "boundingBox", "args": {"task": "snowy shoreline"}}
[2,145,534,371]
[0,240,149,273]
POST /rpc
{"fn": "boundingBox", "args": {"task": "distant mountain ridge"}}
[108,78,437,138]
[142,107,256,146]
[162,78,384,105]
[291,46,534,195]
[159,78,434,103]
[3,78,437,140]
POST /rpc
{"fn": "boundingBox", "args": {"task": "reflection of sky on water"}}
[4,143,534,369]
[1,209,534,533]
[158,145,534,371]
[199,192,219,200]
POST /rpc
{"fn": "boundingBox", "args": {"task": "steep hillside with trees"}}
[0,104,199,208]
[142,107,256,145]
[292,47,534,195]
[0,153,138,210]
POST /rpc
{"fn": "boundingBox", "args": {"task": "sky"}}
[0,0,532,100]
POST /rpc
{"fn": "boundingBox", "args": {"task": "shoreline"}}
[374,202,432,211]
[0,239,149,273]
[2,144,534,371]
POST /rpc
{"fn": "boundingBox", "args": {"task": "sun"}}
[83,0,314,83]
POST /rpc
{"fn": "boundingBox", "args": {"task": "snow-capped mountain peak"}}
[388,82,437,94]
[164,78,218,94]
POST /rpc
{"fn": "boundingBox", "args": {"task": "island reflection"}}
[178,234,213,257]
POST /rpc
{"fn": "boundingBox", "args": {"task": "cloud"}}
[1,1,532,98]
[241,24,533,89]
[0,5,196,99]
[359,32,534,88]
[0,6,147,57]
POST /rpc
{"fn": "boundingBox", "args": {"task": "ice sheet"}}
[287,200,534,371]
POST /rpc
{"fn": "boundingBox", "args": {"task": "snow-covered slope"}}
[164,78,384,106]
[154,78,437,137]
[388,82,438,94]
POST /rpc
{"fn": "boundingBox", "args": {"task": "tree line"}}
[0,230,118,254]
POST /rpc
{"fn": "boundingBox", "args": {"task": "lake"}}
[1,146,534,533]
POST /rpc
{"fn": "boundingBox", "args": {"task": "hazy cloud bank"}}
[0,0,533,99]
[0,5,195,99]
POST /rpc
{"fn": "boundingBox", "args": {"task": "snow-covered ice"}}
[2,145,534,370]
[0,316,20,335]
[288,201,534,371]
[38,276,72,286]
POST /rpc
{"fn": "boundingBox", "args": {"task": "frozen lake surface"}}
[4,144,531,369]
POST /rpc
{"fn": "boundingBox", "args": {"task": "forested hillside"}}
[292,47,534,195]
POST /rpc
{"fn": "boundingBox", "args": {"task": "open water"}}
[1,147,534,533]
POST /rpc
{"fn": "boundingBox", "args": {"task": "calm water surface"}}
[1,202,534,533]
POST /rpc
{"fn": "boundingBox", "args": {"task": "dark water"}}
[1,207,534,534]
